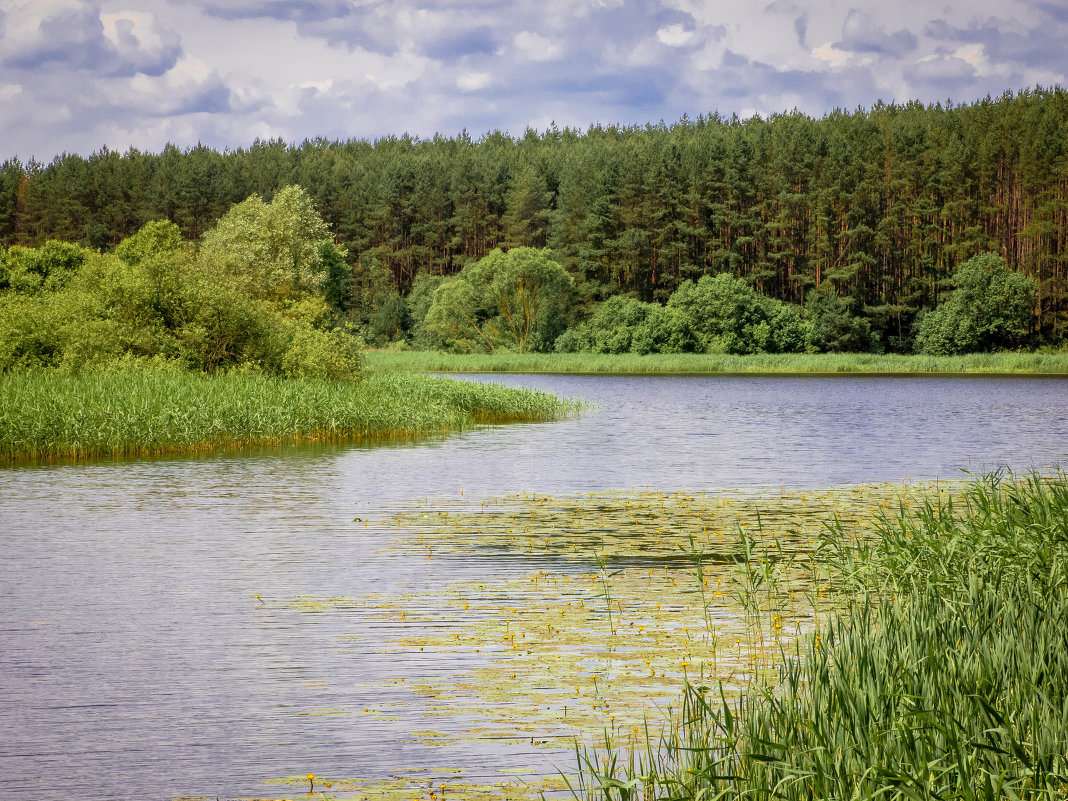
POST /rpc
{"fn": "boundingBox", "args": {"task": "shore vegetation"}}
[0,191,579,464]
[0,365,578,464]
[570,471,1068,800]
[0,189,363,379]
[365,349,1068,375]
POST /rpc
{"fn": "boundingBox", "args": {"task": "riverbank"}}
[365,349,1068,375]
[0,368,579,464]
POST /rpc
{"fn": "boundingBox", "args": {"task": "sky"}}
[1,0,1066,162]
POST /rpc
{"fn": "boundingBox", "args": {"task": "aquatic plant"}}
[570,470,1068,800]
[279,480,926,798]
[0,367,580,463]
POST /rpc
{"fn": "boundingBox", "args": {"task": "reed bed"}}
[571,471,1068,800]
[365,350,1068,376]
[0,368,579,463]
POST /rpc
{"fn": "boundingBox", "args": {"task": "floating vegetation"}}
[257,478,954,800]
[377,483,936,738]
[260,772,571,801]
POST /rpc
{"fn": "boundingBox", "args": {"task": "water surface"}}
[1,374,1064,800]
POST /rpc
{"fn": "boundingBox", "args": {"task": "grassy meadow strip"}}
[571,471,1068,800]
[0,368,579,464]
[365,349,1068,376]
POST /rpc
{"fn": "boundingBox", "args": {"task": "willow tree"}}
[424,247,573,352]
[198,184,345,302]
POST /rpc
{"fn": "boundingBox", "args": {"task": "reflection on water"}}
[0,374,1065,800]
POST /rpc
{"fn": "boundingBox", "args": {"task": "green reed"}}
[0,366,580,463]
[571,470,1068,800]
[366,349,1068,376]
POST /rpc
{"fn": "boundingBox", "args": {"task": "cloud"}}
[1037,2,1068,23]
[231,1,504,56]
[456,71,493,91]
[656,23,696,47]
[924,14,1068,72]
[907,53,978,86]
[764,0,808,46]
[836,9,916,56]
[812,43,850,69]
[200,0,353,23]
[0,66,232,163]
[513,31,563,61]
[1,1,182,78]
[2,0,1068,163]
[421,26,499,59]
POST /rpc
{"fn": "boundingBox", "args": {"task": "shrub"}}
[916,253,1036,354]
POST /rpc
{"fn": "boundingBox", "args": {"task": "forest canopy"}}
[2,88,1065,354]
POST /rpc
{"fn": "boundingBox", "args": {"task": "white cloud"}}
[168,55,212,83]
[100,11,165,49]
[513,30,562,61]
[812,42,850,68]
[690,37,728,71]
[953,43,989,74]
[656,24,695,47]
[456,71,492,91]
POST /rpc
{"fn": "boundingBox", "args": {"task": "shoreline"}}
[366,349,1068,376]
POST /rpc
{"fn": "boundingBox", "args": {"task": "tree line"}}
[2,87,1065,352]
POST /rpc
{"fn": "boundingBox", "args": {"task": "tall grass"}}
[571,471,1068,799]
[366,350,1068,376]
[0,367,579,463]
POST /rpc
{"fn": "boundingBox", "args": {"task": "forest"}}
[2,87,1066,354]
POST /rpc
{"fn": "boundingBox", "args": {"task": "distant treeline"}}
[2,87,1066,351]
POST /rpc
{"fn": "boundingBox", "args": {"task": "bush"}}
[0,240,89,293]
[916,253,1036,354]
[668,273,806,354]
[0,207,364,380]
[585,296,649,353]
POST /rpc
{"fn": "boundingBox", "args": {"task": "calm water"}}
[1,374,1065,801]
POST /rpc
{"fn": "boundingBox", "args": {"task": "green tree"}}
[1,240,89,293]
[199,184,344,301]
[805,286,872,352]
[915,253,1037,354]
[667,273,804,354]
[464,247,573,352]
[424,247,573,352]
[369,296,410,344]
[502,165,553,248]
[0,218,362,379]
[114,219,183,265]
[422,277,489,353]
[0,160,24,246]
[572,295,651,353]
[406,272,446,347]
[631,304,696,354]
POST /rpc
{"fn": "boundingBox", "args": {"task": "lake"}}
[1,374,1065,800]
